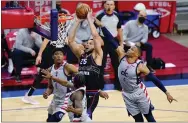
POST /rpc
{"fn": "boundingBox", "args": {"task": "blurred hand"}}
[65,105,74,112]
[35,55,42,65]
[99,91,109,100]
[30,50,36,56]
[41,69,52,79]
[43,89,53,99]
[30,32,36,40]
[87,10,93,21]
[166,92,177,103]
[43,91,49,99]
[75,15,84,23]
[94,18,103,27]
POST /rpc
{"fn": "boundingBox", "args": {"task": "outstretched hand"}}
[41,69,52,79]
[166,92,177,103]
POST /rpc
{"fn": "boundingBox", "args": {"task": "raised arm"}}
[87,12,103,61]
[95,19,125,61]
[116,13,124,47]
[68,19,84,59]
[35,38,49,65]
[138,63,177,103]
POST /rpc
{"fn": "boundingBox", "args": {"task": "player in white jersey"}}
[95,19,177,122]
[42,48,78,122]
[42,71,91,122]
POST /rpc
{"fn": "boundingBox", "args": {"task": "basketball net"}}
[34,14,74,48]
[50,17,74,48]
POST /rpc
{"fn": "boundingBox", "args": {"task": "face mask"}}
[138,17,146,24]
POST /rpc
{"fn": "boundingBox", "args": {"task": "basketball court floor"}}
[2,81,188,122]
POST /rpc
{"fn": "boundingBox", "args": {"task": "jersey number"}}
[80,59,87,65]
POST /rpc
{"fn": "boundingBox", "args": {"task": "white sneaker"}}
[22,94,40,105]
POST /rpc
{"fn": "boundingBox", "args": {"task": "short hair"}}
[73,73,86,88]
[52,48,65,55]
[103,0,115,4]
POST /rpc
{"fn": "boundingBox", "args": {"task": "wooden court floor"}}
[2,85,188,122]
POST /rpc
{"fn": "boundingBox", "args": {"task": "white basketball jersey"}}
[68,86,90,122]
[51,63,69,104]
[118,56,143,93]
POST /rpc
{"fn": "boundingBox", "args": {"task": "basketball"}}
[76,3,90,19]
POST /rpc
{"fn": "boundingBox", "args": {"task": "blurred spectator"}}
[123,10,154,72]
[5,1,20,8]
[12,28,42,82]
[95,0,123,90]
[134,3,146,12]
[2,29,19,74]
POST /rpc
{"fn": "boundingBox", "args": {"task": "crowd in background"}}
[1,1,154,90]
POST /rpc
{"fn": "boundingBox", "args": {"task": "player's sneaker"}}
[22,93,39,105]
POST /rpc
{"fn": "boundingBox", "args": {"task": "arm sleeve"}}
[101,26,119,49]
[146,72,167,93]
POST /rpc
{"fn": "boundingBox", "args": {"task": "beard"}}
[85,48,93,55]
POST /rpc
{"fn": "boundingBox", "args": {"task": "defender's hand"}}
[41,69,52,79]
[166,92,177,103]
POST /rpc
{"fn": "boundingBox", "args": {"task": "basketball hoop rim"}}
[34,13,74,23]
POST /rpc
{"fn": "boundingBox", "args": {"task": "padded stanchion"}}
[2,7,35,29]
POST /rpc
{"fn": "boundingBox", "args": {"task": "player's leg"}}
[46,114,52,122]
[86,92,100,119]
[143,109,156,122]
[132,113,144,122]
[122,92,141,121]
[47,103,66,122]
[46,102,54,122]
[47,111,65,122]
[22,45,54,104]
[137,87,156,122]
[12,49,30,82]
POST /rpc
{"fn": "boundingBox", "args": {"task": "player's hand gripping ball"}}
[76,3,90,19]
